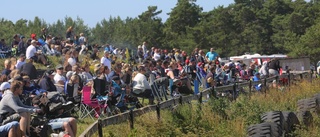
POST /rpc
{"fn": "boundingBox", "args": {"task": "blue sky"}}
[0,0,234,28]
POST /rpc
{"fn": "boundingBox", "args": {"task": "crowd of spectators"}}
[0,26,284,137]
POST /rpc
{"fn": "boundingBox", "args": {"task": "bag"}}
[2,113,21,125]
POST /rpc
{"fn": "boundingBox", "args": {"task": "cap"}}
[104,50,109,54]
[20,35,25,39]
[138,45,142,49]
[254,72,260,75]
[197,62,203,67]
[0,82,10,91]
[56,64,63,69]
[31,40,37,44]
[46,69,55,75]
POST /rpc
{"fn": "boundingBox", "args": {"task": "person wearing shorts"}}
[48,117,77,137]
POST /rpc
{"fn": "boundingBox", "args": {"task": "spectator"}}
[253,72,262,91]
[268,58,281,76]
[142,41,147,55]
[205,48,219,62]
[0,80,42,136]
[90,48,99,60]
[82,63,93,82]
[132,65,154,105]
[26,40,49,66]
[2,59,12,77]
[39,69,57,92]
[66,26,74,40]
[18,35,26,55]
[137,45,144,63]
[259,61,269,77]
[15,54,26,70]
[54,64,66,85]
[101,50,112,70]
[19,56,38,80]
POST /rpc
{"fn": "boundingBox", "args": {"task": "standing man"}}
[205,48,219,62]
[142,41,147,55]
[18,35,26,55]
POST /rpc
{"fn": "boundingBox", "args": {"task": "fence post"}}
[288,73,291,87]
[249,80,252,93]
[129,110,134,130]
[156,102,160,121]
[211,87,216,98]
[300,73,303,80]
[276,76,279,92]
[198,92,202,110]
[310,71,313,83]
[233,82,236,100]
[264,77,267,96]
[98,120,103,137]
[179,96,183,105]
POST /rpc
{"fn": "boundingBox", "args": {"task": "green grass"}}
[80,79,320,137]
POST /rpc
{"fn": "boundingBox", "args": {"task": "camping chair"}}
[79,86,106,120]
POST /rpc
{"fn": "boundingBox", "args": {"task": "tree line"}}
[0,0,320,63]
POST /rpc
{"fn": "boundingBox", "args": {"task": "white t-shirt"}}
[26,45,36,59]
[54,74,66,84]
[101,57,111,70]
[133,73,151,91]
[153,53,160,61]
[68,58,76,66]
[15,60,26,70]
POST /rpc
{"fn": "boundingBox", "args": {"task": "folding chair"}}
[79,86,106,120]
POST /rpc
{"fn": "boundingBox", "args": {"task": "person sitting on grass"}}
[0,80,42,136]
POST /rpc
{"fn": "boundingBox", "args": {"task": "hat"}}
[104,50,109,54]
[94,64,102,72]
[31,40,37,44]
[138,45,142,49]
[19,54,25,58]
[20,35,25,39]
[55,64,63,69]
[197,62,204,67]
[0,82,10,91]
[46,69,55,75]
[254,72,260,75]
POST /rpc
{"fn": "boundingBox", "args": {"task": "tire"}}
[297,98,320,114]
[296,110,313,127]
[282,111,300,136]
[247,122,282,137]
[260,111,285,135]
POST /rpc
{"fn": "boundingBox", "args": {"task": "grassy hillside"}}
[83,79,320,137]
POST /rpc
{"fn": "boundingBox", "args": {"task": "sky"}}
[0,0,234,28]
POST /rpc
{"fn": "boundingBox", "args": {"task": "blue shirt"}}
[253,75,261,91]
[206,52,218,61]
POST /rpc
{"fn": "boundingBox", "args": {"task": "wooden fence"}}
[79,71,312,137]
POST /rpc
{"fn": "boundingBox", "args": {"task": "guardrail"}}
[80,72,312,137]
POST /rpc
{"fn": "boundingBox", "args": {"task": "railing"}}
[79,71,312,137]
